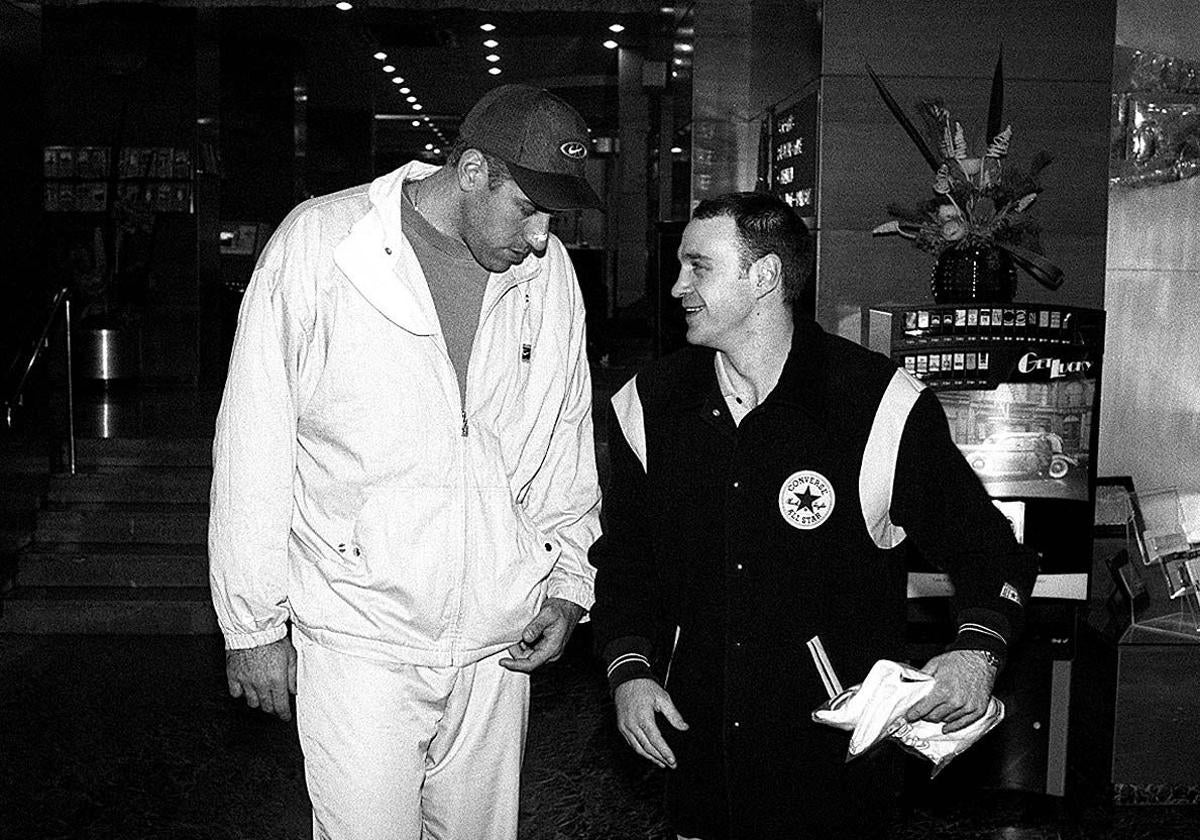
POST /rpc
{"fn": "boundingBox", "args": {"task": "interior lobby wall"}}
[1099,1,1200,495]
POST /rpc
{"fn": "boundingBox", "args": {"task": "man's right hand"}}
[614,677,689,769]
[225,636,298,722]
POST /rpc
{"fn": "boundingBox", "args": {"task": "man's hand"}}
[499,597,585,673]
[905,649,998,733]
[225,637,298,722]
[614,678,689,769]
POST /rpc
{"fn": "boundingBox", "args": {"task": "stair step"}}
[17,543,208,587]
[47,468,212,504]
[0,586,217,634]
[72,437,213,468]
[35,503,209,545]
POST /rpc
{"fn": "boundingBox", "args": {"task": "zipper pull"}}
[461,409,469,437]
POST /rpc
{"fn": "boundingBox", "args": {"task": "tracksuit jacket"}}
[208,161,601,666]
[590,319,1038,839]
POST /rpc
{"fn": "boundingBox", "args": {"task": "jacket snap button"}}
[544,542,553,551]
[384,247,393,255]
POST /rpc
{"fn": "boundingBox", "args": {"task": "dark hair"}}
[446,139,512,189]
[691,191,813,305]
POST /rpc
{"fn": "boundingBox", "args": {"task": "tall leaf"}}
[865,63,942,171]
[986,47,1005,143]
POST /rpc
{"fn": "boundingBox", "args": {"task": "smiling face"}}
[457,153,553,273]
[672,216,759,352]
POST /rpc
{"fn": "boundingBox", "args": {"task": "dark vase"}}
[930,245,1017,304]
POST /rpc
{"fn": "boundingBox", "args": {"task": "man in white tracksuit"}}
[208,85,602,840]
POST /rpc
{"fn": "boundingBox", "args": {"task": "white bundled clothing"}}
[812,659,1005,775]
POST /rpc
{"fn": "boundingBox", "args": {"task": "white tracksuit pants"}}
[295,634,530,840]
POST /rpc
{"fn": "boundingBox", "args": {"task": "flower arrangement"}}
[868,52,1063,291]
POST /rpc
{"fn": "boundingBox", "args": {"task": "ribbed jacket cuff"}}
[602,636,656,693]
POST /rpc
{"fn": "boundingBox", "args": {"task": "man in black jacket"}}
[590,191,1038,839]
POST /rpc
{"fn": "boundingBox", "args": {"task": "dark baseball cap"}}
[457,84,603,212]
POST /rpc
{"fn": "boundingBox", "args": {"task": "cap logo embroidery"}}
[560,141,588,160]
[999,582,1023,605]
[778,470,835,530]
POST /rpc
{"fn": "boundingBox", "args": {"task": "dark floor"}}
[2,627,1199,840]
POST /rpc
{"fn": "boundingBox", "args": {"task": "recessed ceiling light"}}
[411,120,421,127]
[480,23,496,32]
[603,40,619,50]
[382,64,395,73]
[434,148,441,155]
[609,24,625,33]
[391,77,404,85]
[675,43,693,53]
[670,146,683,154]
[399,87,410,94]
[335,2,353,10]
[373,52,387,61]
[485,54,500,62]
[488,67,502,75]
[412,103,422,111]
[405,96,417,103]
[483,39,498,48]
[671,70,678,78]
[673,57,684,65]
[425,143,434,151]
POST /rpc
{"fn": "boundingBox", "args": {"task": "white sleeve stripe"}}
[957,623,1008,646]
[860,368,925,549]
[611,376,648,473]
[606,652,651,678]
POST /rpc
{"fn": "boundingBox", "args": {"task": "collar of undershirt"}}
[400,179,478,265]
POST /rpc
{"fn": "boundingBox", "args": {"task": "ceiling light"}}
[672,70,678,78]
[411,120,421,127]
[603,40,619,49]
[673,57,685,65]
[675,43,693,53]
[373,52,387,61]
[434,148,441,155]
[412,103,422,111]
[486,54,500,62]
[399,87,410,94]
[335,2,353,10]
[480,23,496,32]
[488,67,502,75]
[391,77,404,85]
[483,39,498,48]
[425,143,434,151]
[405,96,417,103]
[670,146,683,154]
[609,24,625,33]
[382,64,395,73]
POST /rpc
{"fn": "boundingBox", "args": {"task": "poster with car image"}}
[936,378,1095,501]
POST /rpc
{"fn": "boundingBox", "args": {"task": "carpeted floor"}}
[2,629,1199,840]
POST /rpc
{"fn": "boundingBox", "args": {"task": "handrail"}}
[3,286,77,475]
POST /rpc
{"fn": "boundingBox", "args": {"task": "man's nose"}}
[525,213,551,248]
[670,272,688,299]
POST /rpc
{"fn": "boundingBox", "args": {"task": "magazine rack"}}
[1100,480,1200,640]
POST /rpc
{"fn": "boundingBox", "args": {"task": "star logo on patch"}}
[778,470,835,530]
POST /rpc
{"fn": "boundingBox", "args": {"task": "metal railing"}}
[3,286,77,475]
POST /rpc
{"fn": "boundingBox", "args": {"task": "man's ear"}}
[752,253,783,300]
[456,149,489,193]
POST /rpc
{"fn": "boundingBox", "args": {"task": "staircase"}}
[0,436,217,634]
